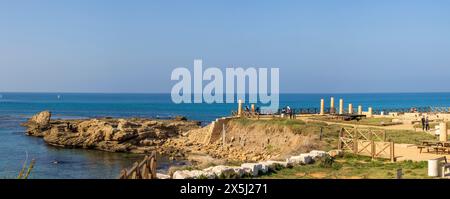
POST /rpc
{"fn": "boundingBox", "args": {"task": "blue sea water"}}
[1,92,450,179]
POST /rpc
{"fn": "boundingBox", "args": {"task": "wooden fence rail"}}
[338,127,395,162]
[119,152,157,179]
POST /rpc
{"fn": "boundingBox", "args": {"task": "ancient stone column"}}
[440,122,448,142]
[320,99,325,115]
[358,105,362,115]
[348,104,353,114]
[251,104,255,113]
[330,97,335,113]
[339,99,344,114]
[368,107,373,118]
[238,99,243,116]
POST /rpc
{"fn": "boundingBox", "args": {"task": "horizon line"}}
[2,91,450,95]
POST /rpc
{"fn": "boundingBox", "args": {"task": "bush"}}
[318,156,335,168]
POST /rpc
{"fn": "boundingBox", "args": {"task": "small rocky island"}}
[22,111,201,154]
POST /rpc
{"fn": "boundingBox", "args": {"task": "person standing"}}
[421,116,426,131]
[245,105,250,113]
[286,106,292,119]
[425,117,430,131]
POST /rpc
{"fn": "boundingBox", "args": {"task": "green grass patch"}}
[385,129,436,144]
[258,153,429,179]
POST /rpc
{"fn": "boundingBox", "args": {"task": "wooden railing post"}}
[131,162,138,179]
[390,142,395,162]
[371,140,375,160]
[141,156,149,179]
[118,152,158,179]
[119,169,127,179]
[151,152,157,179]
[338,128,343,150]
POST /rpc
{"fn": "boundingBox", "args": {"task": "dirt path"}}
[395,144,450,161]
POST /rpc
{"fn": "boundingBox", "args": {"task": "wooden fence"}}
[119,152,157,179]
[338,127,395,162]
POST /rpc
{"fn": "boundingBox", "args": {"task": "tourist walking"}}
[421,117,426,131]
[425,117,430,131]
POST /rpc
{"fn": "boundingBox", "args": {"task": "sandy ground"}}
[395,144,450,161]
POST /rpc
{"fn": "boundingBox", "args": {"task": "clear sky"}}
[1,0,450,93]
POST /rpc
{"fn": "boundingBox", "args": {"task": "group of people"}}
[281,106,295,119]
[244,105,260,114]
[421,116,430,131]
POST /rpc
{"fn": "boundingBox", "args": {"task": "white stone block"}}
[241,167,253,176]
[203,165,235,177]
[241,163,263,177]
[172,170,193,179]
[156,173,171,179]
[327,149,343,158]
[265,160,289,168]
[258,163,269,174]
[172,170,215,179]
[231,167,246,177]
[287,154,313,165]
[308,150,329,159]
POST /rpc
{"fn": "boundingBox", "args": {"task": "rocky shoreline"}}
[23,111,332,179]
[22,111,201,154]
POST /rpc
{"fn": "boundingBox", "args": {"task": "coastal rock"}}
[31,111,52,126]
[23,111,201,154]
[22,111,52,136]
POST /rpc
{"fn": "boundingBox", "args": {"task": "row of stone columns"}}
[238,99,243,116]
[320,97,373,117]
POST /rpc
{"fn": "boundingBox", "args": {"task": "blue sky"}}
[1,0,450,93]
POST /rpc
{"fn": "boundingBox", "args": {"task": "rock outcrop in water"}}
[25,110,52,137]
[22,111,201,154]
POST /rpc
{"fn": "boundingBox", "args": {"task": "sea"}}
[1,92,450,179]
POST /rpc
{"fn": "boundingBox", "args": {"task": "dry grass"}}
[234,118,435,148]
